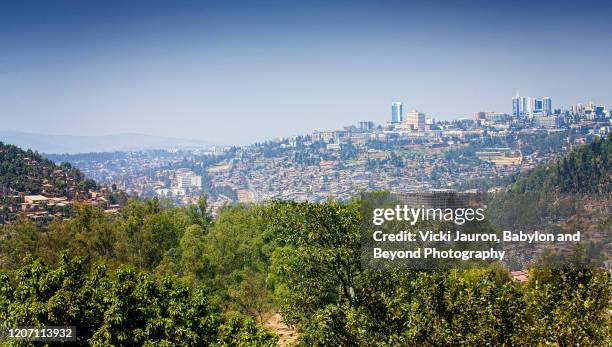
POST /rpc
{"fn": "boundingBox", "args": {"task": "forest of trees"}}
[509,132,611,195]
[455,131,585,191]
[0,135,610,345]
[1,195,610,345]
[0,253,276,345]
[488,132,612,231]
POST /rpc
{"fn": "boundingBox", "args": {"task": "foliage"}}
[0,253,277,346]
[488,133,612,230]
[517,268,611,345]
[267,199,611,345]
[512,133,611,195]
[1,136,611,344]
[0,197,278,324]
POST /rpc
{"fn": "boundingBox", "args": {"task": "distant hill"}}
[488,133,611,231]
[0,131,215,154]
[0,141,93,197]
[509,132,611,195]
[0,141,129,223]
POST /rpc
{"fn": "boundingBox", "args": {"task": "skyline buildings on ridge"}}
[391,92,554,126]
[512,92,552,117]
[391,102,404,123]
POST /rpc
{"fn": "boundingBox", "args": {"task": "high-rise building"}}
[512,91,528,117]
[515,93,552,116]
[391,102,403,123]
[526,97,534,116]
[571,103,584,116]
[584,102,596,120]
[358,121,374,130]
[521,97,528,115]
[405,110,426,130]
[512,93,520,117]
[542,97,552,116]
[533,98,544,114]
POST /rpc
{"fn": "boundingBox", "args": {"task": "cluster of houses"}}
[1,189,121,225]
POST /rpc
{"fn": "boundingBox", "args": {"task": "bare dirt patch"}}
[264,313,297,346]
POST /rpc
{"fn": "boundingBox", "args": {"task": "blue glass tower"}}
[391,102,403,123]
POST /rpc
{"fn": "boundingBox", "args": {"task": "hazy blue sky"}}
[1,0,611,145]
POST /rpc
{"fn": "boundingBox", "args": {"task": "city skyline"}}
[1,0,612,145]
[1,92,607,152]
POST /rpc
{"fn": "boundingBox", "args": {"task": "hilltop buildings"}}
[391,102,403,123]
[404,110,426,131]
[45,94,610,213]
[512,92,552,117]
[176,169,202,190]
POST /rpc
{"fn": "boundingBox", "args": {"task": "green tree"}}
[0,216,40,269]
[0,252,277,346]
[187,194,213,230]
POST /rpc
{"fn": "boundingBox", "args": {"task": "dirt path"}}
[264,313,298,346]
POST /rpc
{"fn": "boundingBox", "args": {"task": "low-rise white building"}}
[176,170,202,190]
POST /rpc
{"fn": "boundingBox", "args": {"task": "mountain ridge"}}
[0,131,215,154]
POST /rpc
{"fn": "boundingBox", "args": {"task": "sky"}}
[1,0,611,146]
